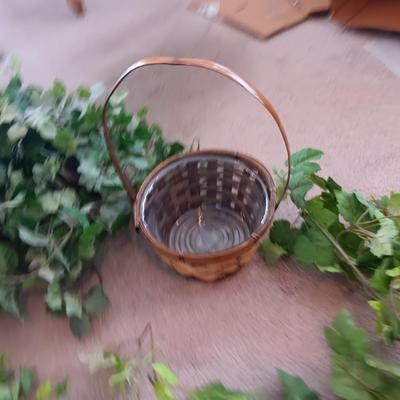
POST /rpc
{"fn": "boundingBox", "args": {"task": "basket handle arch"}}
[102,57,291,209]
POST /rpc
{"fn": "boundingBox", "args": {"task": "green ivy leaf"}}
[152,363,178,386]
[61,207,89,228]
[0,243,18,276]
[259,239,286,265]
[329,355,382,400]
[153,381,174,400]
[278,369,320,400]
[36,380,52,400]
[83,285,110,315]
[108,362,132,392]
[0,384,11,399]
[53,128,76,156]
[64,292,82,318]
[325,311,368,359]
[287,148,323,208]
[69,313,91,338]
[336,192,366,225]
[7,122,28,143]
[386,193,400,215]
[305,198,337,228]
[269,220,300,253]
[369,215,398,257]
[0,355,12,383]
[18,226,48,247]
[293,228,336,267]
[45,283,63,312]
[364,354,400,377]
[39,191,62,213]
[20,368,35,396]
[0,101,18,124]
[0,284,21,317]
[189,382,261,400]
[55,377,68,397]
[50,80,66,101]
[78,223,103,260]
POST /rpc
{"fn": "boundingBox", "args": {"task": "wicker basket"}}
[102,57,291,282]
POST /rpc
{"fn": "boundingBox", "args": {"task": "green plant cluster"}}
[5,311,399,399]
[0,58,184,337]
[260,148,400,344]
[0,354,67,400]
[61,311,400,400]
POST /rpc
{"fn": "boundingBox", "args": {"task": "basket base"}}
[168,205,250,255]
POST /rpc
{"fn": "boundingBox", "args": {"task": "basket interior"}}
[139,153,272,255]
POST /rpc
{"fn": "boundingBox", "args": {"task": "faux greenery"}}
[1,58,400,399]
[0,354,67,400]
[0,57,184,337]
[4,311,400,399]
[260,148,400,345]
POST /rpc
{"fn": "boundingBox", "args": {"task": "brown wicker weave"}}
[102,57,291,282]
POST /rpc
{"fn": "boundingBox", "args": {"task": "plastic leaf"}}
[269,220,300,253]
[287,148,323,208]
[0,243,18,276]
[7,122,28,143]
[325,311,368,359]
[69,313,91,339]
[0,102,18,124]
[365,354,400,377]
[0,284,21,317]
[45,283,63,312]
[78,223,103,260]
[20,368,35,396]
[53,128,76,156]
[293,229,336,267]
[18,226,48,247]
[36,380,52,400]
[278,369,320,400]
[336,192,366,225]
[387,193,400,215]
[39,191,62,213]
[55,378,68,397]
[369,216,398,257]
[259,239,286,265]
[64,292,82,318]
[153,381,174,400]
[189,382,261,400]
[83,285,110,315]
[152,363,178,386]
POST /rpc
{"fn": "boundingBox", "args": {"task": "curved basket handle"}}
[102,57,291,209]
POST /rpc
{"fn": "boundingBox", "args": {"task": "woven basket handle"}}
[102,57,291,209]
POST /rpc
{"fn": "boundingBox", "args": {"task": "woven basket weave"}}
[102,57,291,282]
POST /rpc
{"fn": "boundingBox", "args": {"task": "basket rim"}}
[134,149,277,262]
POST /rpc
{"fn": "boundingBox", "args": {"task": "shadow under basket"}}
[102,57,291,282]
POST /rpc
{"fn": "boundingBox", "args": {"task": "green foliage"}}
[276,148,323,208]
[325,311,400,400]
[262,148,400,344]
[83,284,110,315]
[259,239,286,265]
[80,350,140,394]
[189,382,263,400]
[0,59,184,336]
[0,354,66,400]
[278,370,320,400]
[69,313,91,339]
[80,333,263,400]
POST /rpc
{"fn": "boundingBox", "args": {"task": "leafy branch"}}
[0,56,184,337]
[260,148,400,344]
[0,354,67,400]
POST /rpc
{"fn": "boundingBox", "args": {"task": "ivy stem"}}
[304,211,379,300]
